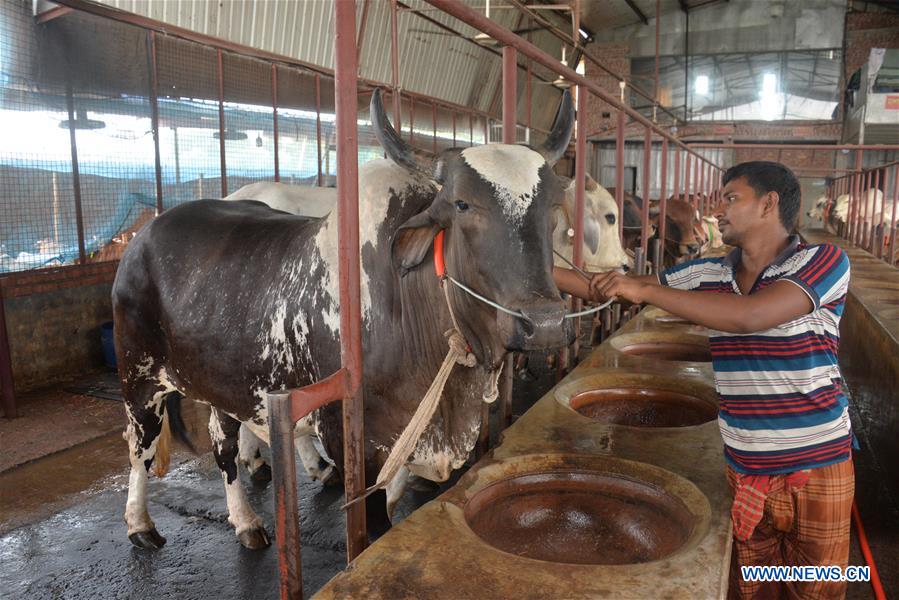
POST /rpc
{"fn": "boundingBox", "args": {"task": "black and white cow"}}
[112,89,575,550]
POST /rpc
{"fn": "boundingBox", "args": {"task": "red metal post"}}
[334,0,367,562]
[0,283,16,419]
[503,46,517,144]
[699,158,706,215]
[658,137,668,268]
[410,96,415,144]
[356,0,372,64]
[693,152,700,209]
[874,168,883,255]
[500,45,518,424]
[315,73,323,186]
[640,126,652,256]
[684,152,696,206]
[272,64,280,182]
[862,170,872,248]
[469,111,474,146]
[525,57,532,132]
[148,31,164,212]
[615,109,625,240]
[890,165,899,264]
[390,0,402,132]
[574,87,587,269]
[871,169,887,258]
[269,390,301,600]
[432,102,437,154]
[852,152,863,243]
[452,111,456,147]
[217,49,227,197]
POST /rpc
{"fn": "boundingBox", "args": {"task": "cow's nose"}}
[510,304,573,350]
[687,244,700,254]
[620,263,630,273]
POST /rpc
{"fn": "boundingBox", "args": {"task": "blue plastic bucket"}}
[100,321,117,369]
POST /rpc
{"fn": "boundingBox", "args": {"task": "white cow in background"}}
[806,190,891,235]
[552,174,631,273]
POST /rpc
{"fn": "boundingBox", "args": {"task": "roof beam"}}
[678,0,690,13]
[622,0,649,25]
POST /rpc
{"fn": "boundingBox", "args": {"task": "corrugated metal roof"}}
[97,0,569,130]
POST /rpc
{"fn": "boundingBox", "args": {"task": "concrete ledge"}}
[799,229,899,502]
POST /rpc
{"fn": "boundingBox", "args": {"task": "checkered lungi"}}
[727,458,855,600]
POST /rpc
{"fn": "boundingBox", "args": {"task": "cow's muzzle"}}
[500,302,574,352]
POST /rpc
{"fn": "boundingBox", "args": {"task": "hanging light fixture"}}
[473,0,497,46]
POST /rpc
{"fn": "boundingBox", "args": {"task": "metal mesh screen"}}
[222,52,275,194]
[0,2,79,272]
[156,35,220,205]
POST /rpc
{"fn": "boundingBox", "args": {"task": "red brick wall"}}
[846,11,899,79]
[1,262,119,391]
[583,42,630,138]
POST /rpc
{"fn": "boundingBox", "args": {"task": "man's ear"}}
[391,210,442,276]
[764,191,780,218]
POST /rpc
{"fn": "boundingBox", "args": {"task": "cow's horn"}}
[539,89,575,165]
[371,88,436,179]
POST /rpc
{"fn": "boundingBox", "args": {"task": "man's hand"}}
[589,271,650,304]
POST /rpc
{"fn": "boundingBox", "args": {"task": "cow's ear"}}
[391,211,442,276]
[585,174,598,191]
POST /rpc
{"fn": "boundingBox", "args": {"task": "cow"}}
[552,174,630,273]
[112,88,576,550]
[608,189,702,268]
[229,170,630,473]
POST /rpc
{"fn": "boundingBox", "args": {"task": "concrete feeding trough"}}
[555,372,718,428]
[610,331,712,363]
[463,469,698,565]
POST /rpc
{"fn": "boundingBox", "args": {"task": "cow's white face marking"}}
[460,145,545,226]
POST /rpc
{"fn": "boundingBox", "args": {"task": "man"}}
[591,161,854,599]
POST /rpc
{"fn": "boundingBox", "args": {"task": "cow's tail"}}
[152,392,199,478]
[154,411,171,478]
[165,392,199,455]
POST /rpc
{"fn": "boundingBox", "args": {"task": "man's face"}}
[714,176,773,246]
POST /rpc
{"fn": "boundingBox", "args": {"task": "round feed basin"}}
[610,332,712,363]
[570,388,717,427]
[464,469,698,565]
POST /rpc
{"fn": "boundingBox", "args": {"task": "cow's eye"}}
[605,213,616,225]
[455,200,470,212]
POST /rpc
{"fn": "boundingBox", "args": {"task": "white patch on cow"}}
[133,355,155,379]
[124,466,152,535]
[223,474,264,536]
[460,144,545,225]
[224,182,336,218]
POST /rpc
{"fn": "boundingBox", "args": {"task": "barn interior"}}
[0,0,898,598]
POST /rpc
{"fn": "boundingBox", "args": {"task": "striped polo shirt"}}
[659,235,852,475]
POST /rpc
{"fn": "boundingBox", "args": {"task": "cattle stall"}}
[1,1,899,599]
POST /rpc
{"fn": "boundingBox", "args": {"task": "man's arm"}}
[589,271,813,334]
[553,267,657,302]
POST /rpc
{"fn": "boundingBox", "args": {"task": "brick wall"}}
[845,11,899,79]
[1,262,118,391]
[583,42,631,138]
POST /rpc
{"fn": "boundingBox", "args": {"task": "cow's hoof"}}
[238,527,271,550]
[250,463,272,487]
[129,528,167,550]
[318,464,340,487]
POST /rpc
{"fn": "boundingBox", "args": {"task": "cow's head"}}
[554,175,629,272]
[372,89,575,368]
[806,194,829,222]
[657,195,703,260]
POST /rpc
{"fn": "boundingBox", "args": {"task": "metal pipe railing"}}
[423,0,719,169]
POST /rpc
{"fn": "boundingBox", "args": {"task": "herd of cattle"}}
[113,88,844,553]
[806,188,897,261]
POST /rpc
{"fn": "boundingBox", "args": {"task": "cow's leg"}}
[123,382,169,549]
[238,423,271,485]
[295,415,338,485]
[385,466,410,523]
[209,408,270,549]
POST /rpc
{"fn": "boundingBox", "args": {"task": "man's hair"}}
[722,161,801,230]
